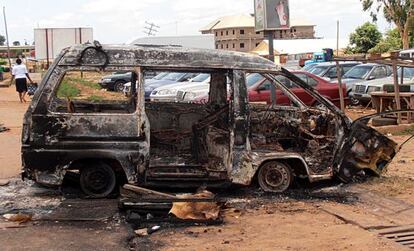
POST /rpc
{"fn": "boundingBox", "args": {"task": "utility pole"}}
[267,31,277,105]
[143,21,160,36]
[336,20,340,56]
[3,6,11,68]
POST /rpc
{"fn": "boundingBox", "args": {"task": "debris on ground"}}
[0,123,9,133]
[135,228,149,237]
[0,179,9,186]
[170,190,220,220]
[3,213,32,223]
[135,225,161,237]
[120,184,223,226]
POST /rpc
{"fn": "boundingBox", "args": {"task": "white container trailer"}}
[34,28,93,64]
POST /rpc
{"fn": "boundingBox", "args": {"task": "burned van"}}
[21,42,398,197]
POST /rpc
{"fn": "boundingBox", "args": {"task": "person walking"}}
[11,58,33,103]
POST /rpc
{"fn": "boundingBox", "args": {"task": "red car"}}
[247,71,347,107]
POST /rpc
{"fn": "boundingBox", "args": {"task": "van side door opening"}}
[142,69,233,186]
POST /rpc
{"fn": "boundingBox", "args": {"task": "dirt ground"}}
[0,84,414,251]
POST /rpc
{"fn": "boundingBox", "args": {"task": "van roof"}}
[58,43,281,72]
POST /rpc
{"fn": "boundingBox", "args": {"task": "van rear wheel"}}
[80,163,116,198]
[258,161,292,193]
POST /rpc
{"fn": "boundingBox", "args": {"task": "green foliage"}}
[76,77,101,90]
[360,0,414,49]
[87,95,104,102]
[12,41,20,46]
[347,22,382,54]
[369,28,403,53]
[0,60,7,66]
[57,79,80,99]
[0,35,5,46]
[393,124,414,136]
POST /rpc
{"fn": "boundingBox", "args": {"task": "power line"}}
[143,21,160,36]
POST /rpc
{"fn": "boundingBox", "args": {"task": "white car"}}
[149,73,210,102]
[352,67,414,104]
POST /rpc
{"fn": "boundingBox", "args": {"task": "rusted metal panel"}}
[58,44,281,72]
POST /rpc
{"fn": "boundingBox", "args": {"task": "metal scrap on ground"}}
[120,184,222,225]
[0,123,9,133]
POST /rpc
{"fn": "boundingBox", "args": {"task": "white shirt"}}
[12,64,28,79]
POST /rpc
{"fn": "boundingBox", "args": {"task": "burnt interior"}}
[249,104,338,174]
[145,71,231,176]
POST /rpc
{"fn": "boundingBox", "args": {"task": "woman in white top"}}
[11,58,33,103]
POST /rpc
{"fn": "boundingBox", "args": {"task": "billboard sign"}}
[254,0,290,31]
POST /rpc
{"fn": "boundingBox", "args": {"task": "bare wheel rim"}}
[258,162,292,193]
[80,164,116,197]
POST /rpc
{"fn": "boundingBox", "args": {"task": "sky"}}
[1,0,392,45]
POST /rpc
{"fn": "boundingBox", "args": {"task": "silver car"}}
[352,67,414,104]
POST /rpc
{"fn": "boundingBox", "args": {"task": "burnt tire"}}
[258,161,292,193]
[80,163,116,198]
[113,80,126,92]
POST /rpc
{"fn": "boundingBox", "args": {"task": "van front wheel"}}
[258,161,292,193]
[80,163,116,198]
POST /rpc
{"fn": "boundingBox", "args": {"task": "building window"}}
[226,30,228,35]
[233,30,235,35]
[215,32,218,36]
[233,43,235,48]
[221,31,223,36]
[216,44,218,49]
[256,31,260,34]
[240,43,245,48]
[226,44,229,49]
[221,44,223,49]
[240,29,245,35]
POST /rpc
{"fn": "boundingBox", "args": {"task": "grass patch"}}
[87,95,104,102]
[68,76,101,90]
[57,79,80,99]
[393,125,414,136]
[363,176,414,197]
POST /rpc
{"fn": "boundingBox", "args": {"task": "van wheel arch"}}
[66,158,128,197]
[254,158,310,185]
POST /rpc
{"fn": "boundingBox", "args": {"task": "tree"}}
[0,35,5,46]
[347,22,382,53]
[369,28,403,53]
[361,0,413,49]
[12,41,20,46]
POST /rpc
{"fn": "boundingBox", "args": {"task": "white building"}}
[34,28,93,61]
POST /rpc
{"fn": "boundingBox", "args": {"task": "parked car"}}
[247,71,347,107]
[144,72,198,99]
[22,43,398,198]
[123,72,169,96]
[99,72,132,92]
[150,73,210,102]
[302,63,319,72]
[340,63,393,105]
[308,62,360,80]
[352,67,414,104]
[400,49,414,58]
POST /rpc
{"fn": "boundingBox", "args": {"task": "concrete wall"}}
[34,28,93,60]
